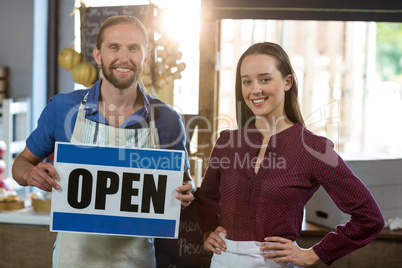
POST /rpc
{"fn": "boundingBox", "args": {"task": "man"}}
[12,15,194,267]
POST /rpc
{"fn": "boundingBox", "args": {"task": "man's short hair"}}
[96,15,149,50]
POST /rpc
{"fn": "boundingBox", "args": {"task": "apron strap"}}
[70,93,90,144]
[71,92,160,148]
[147,103,160,149]
[148,103,156,129]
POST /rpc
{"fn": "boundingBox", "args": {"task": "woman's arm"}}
[309,136,384,265]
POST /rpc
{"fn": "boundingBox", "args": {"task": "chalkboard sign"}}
[81,5,152,67]
[154,201,212,268]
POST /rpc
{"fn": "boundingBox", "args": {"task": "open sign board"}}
[50,142,184,238]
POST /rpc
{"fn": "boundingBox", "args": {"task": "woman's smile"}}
[251,97,269,106]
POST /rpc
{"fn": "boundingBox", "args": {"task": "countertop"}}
[0,207,401,241]
[0,207,50,225]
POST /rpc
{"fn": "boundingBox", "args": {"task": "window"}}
[73,0,200,115]
[218,20,402,156]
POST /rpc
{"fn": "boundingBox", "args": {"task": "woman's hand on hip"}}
[203,226,227,255]
[260,236,321,267]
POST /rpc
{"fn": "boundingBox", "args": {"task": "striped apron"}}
[53,92,160,268]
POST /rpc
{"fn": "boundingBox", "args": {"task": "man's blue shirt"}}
[26,80,189,169]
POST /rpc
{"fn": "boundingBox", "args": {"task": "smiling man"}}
[12,15,194,268]
[95,20,148,91]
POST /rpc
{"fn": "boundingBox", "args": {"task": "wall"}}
[0,0,34,100]
[32,0,48,127]
[0,0,50,132]
[57,0,76,94]
[0,0,75,96]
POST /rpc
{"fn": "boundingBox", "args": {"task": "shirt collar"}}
[243,122,300,150]
[82,79,150,126]
[82,80,101,114]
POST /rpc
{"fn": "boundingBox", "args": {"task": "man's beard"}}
[101,60,140,90]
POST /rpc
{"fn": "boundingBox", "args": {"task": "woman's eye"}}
[242,80,251,85]
[261,78,270,83]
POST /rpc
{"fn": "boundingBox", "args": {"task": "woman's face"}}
[240,54,292,122]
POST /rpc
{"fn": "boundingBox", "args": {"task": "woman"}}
[195,42,384,267]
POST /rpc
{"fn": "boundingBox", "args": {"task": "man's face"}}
[93,24,150,90]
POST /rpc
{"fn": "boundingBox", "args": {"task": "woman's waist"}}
[219,233,297,255]
[222,223,299,242]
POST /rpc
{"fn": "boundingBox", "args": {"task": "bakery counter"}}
[0,209,56,268]
[1,209,401,268]
[0,207,50,225]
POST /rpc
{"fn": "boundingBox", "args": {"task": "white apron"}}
[53,93,160,268]
[210,233,302,268]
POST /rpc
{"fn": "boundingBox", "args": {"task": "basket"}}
[32,198,51,213]
[0,195,24,210]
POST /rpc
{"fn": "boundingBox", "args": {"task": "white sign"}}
[50,142,184,238]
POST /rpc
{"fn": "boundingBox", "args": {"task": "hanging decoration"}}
[140,6,186,104]
[58,46,97,88]
[57,4,186,103]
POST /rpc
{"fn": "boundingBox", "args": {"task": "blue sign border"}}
[56,143,183,171]
[52,212,176,237]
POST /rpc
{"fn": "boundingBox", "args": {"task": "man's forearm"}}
[12,155,34,186]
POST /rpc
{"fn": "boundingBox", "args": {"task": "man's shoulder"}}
[49,89,89,105]
[145,93,181,118]
[37,89,88,128]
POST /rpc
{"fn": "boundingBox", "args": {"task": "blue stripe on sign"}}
[56,143,183,171]
[52,212,176,237]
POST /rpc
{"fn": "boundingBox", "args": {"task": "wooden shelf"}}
[302,221,402,240]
